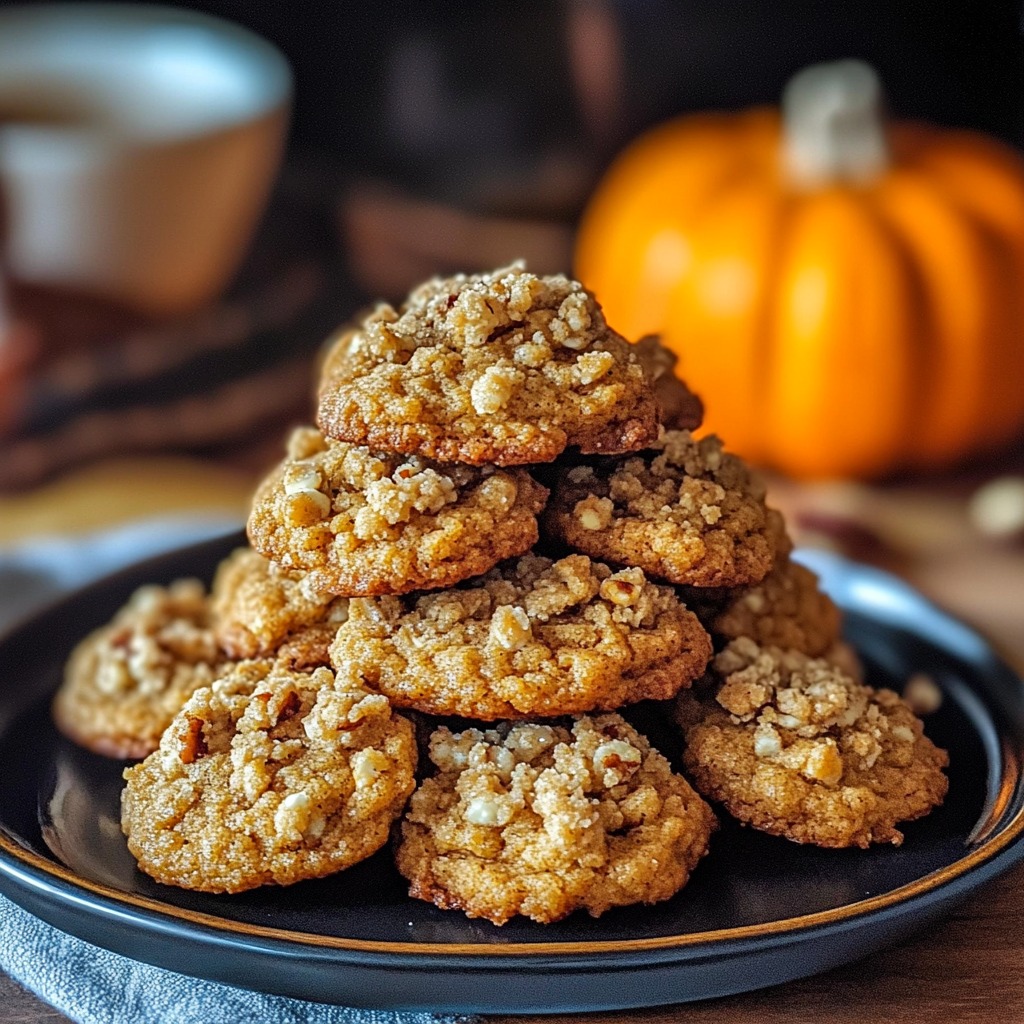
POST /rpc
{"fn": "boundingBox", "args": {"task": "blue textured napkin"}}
[0,518,476,1024]
[0,893,470,1024]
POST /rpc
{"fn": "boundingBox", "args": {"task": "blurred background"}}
[0,0,1022,642]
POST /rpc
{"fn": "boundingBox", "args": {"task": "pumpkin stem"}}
[782,59,889,187]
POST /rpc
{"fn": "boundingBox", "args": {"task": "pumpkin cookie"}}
[545,430,779,587]
[121,662,417,893]
[53,580,225,759]
[211,547,348,669]
[675,638,949,848]
[316,265,659,465]
[696,557,843,658]
[631,335,703,431]
[329,553,712,720]
[247,427,548,596]
[396,715,716,924]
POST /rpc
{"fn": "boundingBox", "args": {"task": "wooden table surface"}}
[2,462,1023,1022]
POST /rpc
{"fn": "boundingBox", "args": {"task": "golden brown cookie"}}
[698,557,843,658]
[329,553,712,720]
[53,580,226,759]
[675,638,949,848]
[210,547,348,668]
[247,427,548,596]
[396,715,716,924]
[316,265,659,466]
[545,431,779,587]
[121,662,417,893]
[631,335,703,431]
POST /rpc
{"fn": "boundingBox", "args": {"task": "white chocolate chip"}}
[274,791,311,838]
[465,795,501,826]
[351,748,389,787]
[574,496,613,531]
[753,722,782,758]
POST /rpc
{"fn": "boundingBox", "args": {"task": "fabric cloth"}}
[0,518,475,1024]
[0,894,469,1024]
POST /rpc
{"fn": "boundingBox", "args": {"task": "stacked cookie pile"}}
[53,265,948,924]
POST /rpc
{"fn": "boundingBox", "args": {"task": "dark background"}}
[5,1,1021,211]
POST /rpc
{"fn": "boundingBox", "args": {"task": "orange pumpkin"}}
[576,60,1024,478]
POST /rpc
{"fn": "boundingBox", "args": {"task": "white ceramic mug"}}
[0,4,292,314]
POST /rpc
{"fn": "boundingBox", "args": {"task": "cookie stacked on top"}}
[53,265,948,925]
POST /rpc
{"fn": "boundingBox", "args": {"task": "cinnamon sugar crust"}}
[316,265,659,465]
[546,431,779,587]
[675,639,949,848]
[396,715,716,924]
[53,580,226,759]
[121,663,416,892]
[211,547,348,668]
[248,427,547,596]
[329,553,712,720]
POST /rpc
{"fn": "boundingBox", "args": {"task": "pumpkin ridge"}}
[870,171,991,466]
[750,190,795,468]
[767,188,918,477]
[674,174,787,463]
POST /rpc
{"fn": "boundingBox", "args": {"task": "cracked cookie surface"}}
[316,265,659,465]
[211,547,349,668]
[396,715,716,924]
[675,638,948,848]
[248,427,547,596]
[53,580,225,759]
[329,553,712,720]
[121,662,417,892]
[545,431,780,587]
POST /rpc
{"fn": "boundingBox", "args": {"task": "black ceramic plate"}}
[1,532,1023,1014]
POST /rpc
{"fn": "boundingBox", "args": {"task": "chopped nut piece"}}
[180,716,207,764]
[285,489,332,526]
[470,365,524,415]
[489,605,533,650]
[599,577,638,606]
[576,351,616,385]
[593,739,642,786]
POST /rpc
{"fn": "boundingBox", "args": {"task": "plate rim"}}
[2,535,1024,999]
[3,802,1024,960]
